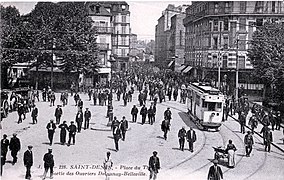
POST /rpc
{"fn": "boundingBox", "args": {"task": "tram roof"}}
[190,83,220,94]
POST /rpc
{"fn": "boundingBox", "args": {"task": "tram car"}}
[186,82,225,131]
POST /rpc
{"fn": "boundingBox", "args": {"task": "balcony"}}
[97,43,110,51]
[94,26,113,34]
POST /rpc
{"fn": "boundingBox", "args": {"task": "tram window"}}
[202,99,207,108]
[217,103,222,108]
[208,102,216,111]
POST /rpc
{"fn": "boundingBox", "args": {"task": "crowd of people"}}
[1,63,283,180]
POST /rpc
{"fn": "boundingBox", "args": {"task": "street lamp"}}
[106,54,116,126]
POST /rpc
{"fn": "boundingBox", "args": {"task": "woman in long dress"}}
[226,139,237,168]
[59,121,68,145]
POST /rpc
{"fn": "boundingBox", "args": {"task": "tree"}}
[248,22,284,102]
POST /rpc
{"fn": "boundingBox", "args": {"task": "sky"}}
[1,0,190,41]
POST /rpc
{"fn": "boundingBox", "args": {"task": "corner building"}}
[183,1,284,95]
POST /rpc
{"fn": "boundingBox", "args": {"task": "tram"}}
[186,82,225,131]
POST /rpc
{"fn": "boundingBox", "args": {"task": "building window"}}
[122,15,127,23]
[239,35,246,50]
[219,22,223,31]
[213,20,218,31]
[239,18,246,31]
[239,56,245,69]
[223,36,228,49]
[214,3,219,13]
[240,1,246,13]
[256,18,263,26]
[121,24,127,34]
[223,55,228,68]
[121,49,126,56]
[224,19,229,31]
[213,37,218,49]
[121,36,126,45]
[255,1,264,13]
[225,2,230,13]
[272,1,276,13]
[209,21,212,31]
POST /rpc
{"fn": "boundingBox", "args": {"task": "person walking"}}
[120,116,128,141]
[9,133,21,165]
[239,111,246,134]
[161,119,170,140]
[148,106,155,125]
[77,98,83,111]
[31,105,38,124]
[50,92,56,106]
[67,121,77,146]
[23,145,33,179]
[186,127,197,152]
[244,131,254,157]
[17,103,25,124]
[84,108,91,130]
[164,107,172,121]
[111,116,120,134]
[131,105,138,122]
[75,110,83,133]
[58,121,68,145]
[103,152,113,180]
[275,111,282,130]
[178,127,187,151]
[1,134,9,162]
[264,128,273,152]
[248,113,258,134]
[42,148,54,179]
[207,159,223,180]
[140,105,148,125]
[74,93,80,106]
[226,140,237,168]
[93,90,98,105]
[54,105,63,125]
[148,151,160,180]
[113,125,121,151]
[46,120,56,146]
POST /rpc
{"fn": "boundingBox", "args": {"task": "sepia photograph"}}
[1,0,284,179]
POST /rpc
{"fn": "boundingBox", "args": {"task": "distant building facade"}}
[155,4,188,69]
[183,1,284,95]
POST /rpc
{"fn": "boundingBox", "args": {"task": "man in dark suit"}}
[43,148,54,179]
[113,126,121,151]
[264,128,273,152]
[76,110,83,133]
[54,105,63,124]
[120,116,128,141]
[111,116,120,134]
[1,134,9,161]
[9,133,21,165]
[161,119,170,140]
[207,159,223,180]
[46,120,56,146]
[84,108,91,130]
[23,145,33,179]
[140,105,147,125]
[148,151,160,180]
[31,105,38,124]
[178,127,187,151]
[186,127,197,152]
[68,121,77,146]
[148,106,155,125]
[164,107,172,121]
[131,105,138,122]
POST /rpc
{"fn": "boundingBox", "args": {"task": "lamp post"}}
[106,54,116,126]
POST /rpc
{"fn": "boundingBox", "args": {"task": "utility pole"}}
[218,51,221,90]
[235,38,239,99]
[51,39,55,90]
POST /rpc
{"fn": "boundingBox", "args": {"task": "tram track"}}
[159,101,268,179]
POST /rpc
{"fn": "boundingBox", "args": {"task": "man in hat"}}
[18,103,25,124]
[131,105,138,122]
[207,159,223,180]
[54,105,63,125]
[68,121,77,146]
[23,145,33,179]
[244,131,254,157]
[148,151,160,180]
[264,128,273,152]
[75,110,83,133]
[31,104,38,124]
[111,117,120,134]
[1,134,9,161]
[120,116,128,141]
[178,127,187,151]
[84,108,91,130]
[43,148,54,179]
[46,120,56,146]
[186,127,197,152]
[164,107,172,121]
[9,133,21,165]
[140,105,147,125]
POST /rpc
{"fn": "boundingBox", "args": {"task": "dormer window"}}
[95,5,100,13]
[90,5,95,12]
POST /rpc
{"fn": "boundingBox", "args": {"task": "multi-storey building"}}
[87,1,130,74]
[183,1,284,95]
[155,4,188,69]
[168,13,186,71]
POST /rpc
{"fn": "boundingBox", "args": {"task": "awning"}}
[168,60,174,67]
[182,66,193,73]
[177,65,186,71]
[98,67,111,74]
